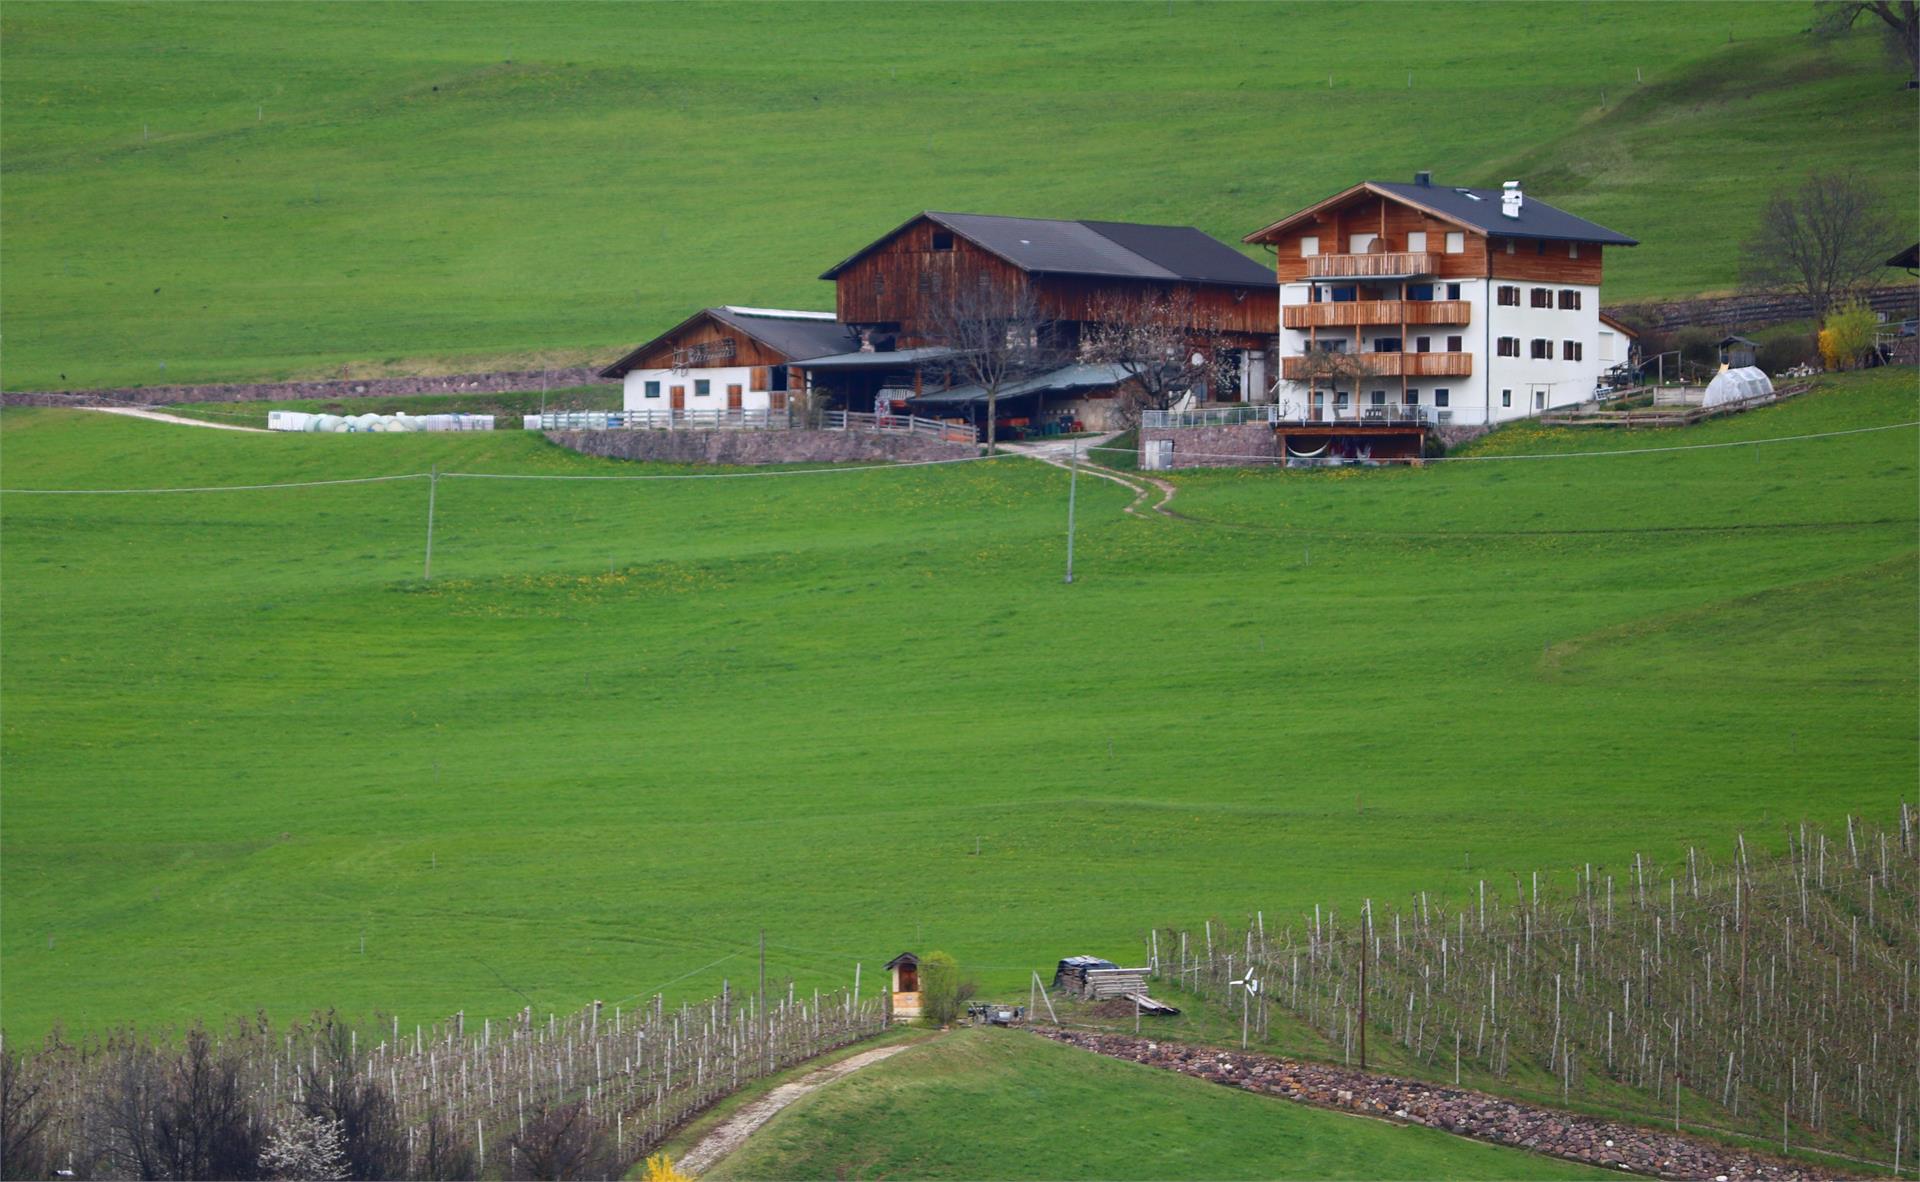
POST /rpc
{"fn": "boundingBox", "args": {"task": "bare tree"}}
[922,279,1063,452]
[1816,1,1919,80]
[1079,289,1234,420]
[97,1029,264,1181]
[1291,348,1378,415]
[1,1045,54,1182]
[507,1099,621,1180]
[301,1025,405,1181]
[1740,171,1899,323]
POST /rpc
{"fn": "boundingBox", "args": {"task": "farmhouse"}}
[810,211,1279,431]
[599,306,855,421]
[1246,174,1638,440]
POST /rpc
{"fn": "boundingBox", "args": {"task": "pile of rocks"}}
[1034,1029,1825,1180]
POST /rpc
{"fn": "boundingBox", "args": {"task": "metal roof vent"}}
[1501,181,1523,219]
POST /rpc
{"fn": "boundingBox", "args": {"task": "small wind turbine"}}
[1230,972,1260,1048]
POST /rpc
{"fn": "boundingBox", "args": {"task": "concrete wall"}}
[1137,423,1279,469]
[2,368,604,407]
[549,428,975,466]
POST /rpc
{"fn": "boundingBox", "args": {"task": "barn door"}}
[727,384,743,410]
[670,386,686,410]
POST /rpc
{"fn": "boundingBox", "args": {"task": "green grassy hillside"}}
[1,371,1912,1039]
[3,2,1914,390]
[703,1028,1612,1181]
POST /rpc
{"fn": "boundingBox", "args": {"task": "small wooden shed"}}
[1718,335,1759,369]
[884,952,922,1020]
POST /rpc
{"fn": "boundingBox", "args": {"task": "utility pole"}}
[1063,442,1079,584]
[423,465,439,581]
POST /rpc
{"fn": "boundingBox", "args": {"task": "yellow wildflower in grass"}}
[644,1153,694,1182]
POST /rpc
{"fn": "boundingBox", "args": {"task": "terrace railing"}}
[1142,404,1436,429]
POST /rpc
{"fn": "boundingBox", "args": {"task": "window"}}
[1530,287,1552,308]
[1557,289,1580,310]
[1370,390,1387,405]
[1335,391,1351,407]
[644,380,661,399]
[694,379,711,397]
[1330,284,1357,303]
[1407,231,1428,252]
[1371,336,1402,353]
[1350,233,1377,253]
[1300,235,1320,257]
[1404,388,1420,405]
[1446,335,1463,352]
[1497,336,1520,357]
[1505,239,1516,255]
[931,230,954,251]
[1531,338,1553,359]
[1502,389,1513,408]
[1497,285,1520,306]
[1446,282,1461,300]
[769,364,789,392]
[1434,388,1451,407]
[1445,232,1464,254]
[1536,239,1548,255]
[875,276,885,298]
[1407,283,1434,301]
[1415,336,1432,353]
[1568,242,1580,259]
[1563,340,1583,361]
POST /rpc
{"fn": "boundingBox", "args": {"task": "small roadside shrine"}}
[884,952,922,1020]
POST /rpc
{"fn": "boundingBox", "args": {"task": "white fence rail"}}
[538,408,794,431]
[1143,404,1437,429]
[821,410,974,441]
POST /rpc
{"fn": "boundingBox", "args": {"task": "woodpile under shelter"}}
[1052,956,1150,1001]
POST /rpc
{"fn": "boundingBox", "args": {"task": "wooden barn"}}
[810,211,1280,430]
[599,306,855,420]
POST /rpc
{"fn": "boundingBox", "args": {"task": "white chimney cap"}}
[1500,180,1524,218]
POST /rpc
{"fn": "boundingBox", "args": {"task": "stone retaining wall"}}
[548,428,977,466]
[1137,423,1279,469]
[1605,284,1917,333]
[2,367,604,408]
[1036,1030,1822,1180]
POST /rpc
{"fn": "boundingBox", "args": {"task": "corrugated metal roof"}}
[795,346,960,370]
[600,307,852,378]
[820,212,1276,287]
[910,361,1134,405]
[1369,182,1638,245]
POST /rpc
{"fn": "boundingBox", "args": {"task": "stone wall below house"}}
[1137,423,1280,469]
[548,428,977,466]
[2,367,604,408]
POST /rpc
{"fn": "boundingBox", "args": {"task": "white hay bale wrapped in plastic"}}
[308,414,348,433]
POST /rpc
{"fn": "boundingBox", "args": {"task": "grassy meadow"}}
[3,2,1917,391]
[703,1028,1616,1181]
[2,371,1914,1041]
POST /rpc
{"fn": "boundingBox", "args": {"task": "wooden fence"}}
[821,410,974,442]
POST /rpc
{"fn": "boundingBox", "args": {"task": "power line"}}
[1092,419,1919,466]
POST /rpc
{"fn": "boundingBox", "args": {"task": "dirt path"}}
[1003,434,1181,520]
[78,406,269,433]
[677,1044,911,1175]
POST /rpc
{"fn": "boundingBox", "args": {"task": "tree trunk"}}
[986,387,998,453]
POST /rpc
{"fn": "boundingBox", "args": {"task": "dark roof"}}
[821,212,1275,287]
[600,307,852,378]
[883,952,918,969]
[909,362,1134,406]
[1719,335,1760,347]
[1246,180,1637,247]
[793,346,959,371]
[1369,182,1638,245]
[1890,243,1919,269]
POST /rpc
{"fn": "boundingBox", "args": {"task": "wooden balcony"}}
[1306,251,1438,279]
[1282,351,1474,380]
[1283,300,1471,329]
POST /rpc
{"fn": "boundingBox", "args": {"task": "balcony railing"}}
[1142,404,1441,429]
[1283,300,1471,329]
[1282,351,1473,380]
[1306,251,1438,279]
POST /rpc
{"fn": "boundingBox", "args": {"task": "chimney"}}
[1414,170,1432,188]
[1501,180,1523,219]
